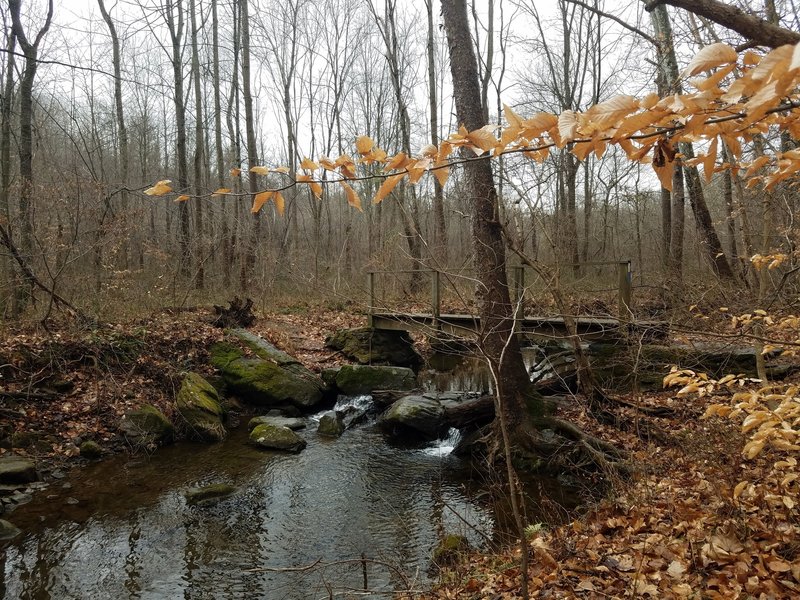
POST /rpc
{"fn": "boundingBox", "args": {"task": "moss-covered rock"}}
[79,440,103,459]
[184,483,236,505]
[317,411,345,437]
[325,328,422,368]
[0,519,21,541]
[247,415,306,431]
[249,424,307,452]
[432,534,471,567]
[177,372,227,442]
[120,404,175,446]
[334,365,417,395]
[210,338,325,410]
[378,395,446,440]
[0,455,37,484]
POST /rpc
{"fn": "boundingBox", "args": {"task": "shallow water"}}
[1,392,576,600]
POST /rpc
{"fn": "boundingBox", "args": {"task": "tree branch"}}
[564,0,657,46]
[644,0,800,48]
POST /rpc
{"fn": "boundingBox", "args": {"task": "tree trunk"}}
[9,0,54,313]
[97,0,129,270]
[0,28,16,314]
[165,0,191,279]
[649,3,735,281]
[190,0,205,290]
[240,0,260,292]
[425,0,447,265]
[211,0,229,287]
[441,0,541,433]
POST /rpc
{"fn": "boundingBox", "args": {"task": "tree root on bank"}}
[475,416,633,478]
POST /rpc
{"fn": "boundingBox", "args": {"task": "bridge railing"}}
[366,260,633,326]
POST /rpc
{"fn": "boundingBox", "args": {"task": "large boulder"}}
[249,424,307,453]
[247,415,306,431]
[177,372,227,442]
[0,519,21,540]
[210,330,326,410]
[317,411,345,437]
[378,394,447,440]
[325,327,422,368]
[0,455,37,484]
[333,365,417,395]
[120,404,175,446]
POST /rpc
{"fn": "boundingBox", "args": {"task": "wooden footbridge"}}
[366,262,667,342]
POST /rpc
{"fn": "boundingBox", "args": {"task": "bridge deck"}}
[369,312,666,341]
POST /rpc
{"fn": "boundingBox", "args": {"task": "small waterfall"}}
[334,394,373,413]
[421,427,462,457]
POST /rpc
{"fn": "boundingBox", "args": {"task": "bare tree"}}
[9,0,55,312]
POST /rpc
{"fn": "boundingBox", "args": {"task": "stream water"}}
[0,354,577,600]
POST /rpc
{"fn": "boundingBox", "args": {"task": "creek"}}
[0,352,577,600]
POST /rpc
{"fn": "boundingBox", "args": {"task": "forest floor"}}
[1,305,799,598]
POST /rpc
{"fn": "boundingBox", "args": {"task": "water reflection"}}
[1,388,575,599]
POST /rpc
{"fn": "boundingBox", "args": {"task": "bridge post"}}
[618,261,632,320]
[367,271,375,328]
[431,269,441,330]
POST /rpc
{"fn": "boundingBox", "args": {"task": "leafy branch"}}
[145,41,800,215]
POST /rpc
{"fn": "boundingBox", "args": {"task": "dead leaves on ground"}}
[415,374,800,599]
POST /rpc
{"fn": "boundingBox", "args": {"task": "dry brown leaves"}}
[415,378,800,599]
[0,305,365,464]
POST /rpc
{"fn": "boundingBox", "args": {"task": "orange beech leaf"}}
[319,157,337,171]
[612,110,665,141]
[251,190,274,213]
[339,181,362,212]
[593,139,607,159]
[335,154,357,179]
[274,192,285,216]
[744,155,771,177]
[407,158,430,184]
[296,174,323,199]
[174,194,190,203]
[432,163,450,187]
[690,63,737,92]
[373,173,404,204]
[723,134,742,158]
[437,140,454,163]
[466,125,498,154]
[790,41,800,72]
[212,188,231,196]
[385,152,409,172]
[702,137,719,184]
[500,124,522,148]
[420,144,437,158]
[364,147,387,163]
[750,43,793,83]
[229,167,241,177]
[720,77,752,104]
[585,94,639,130]
[572,140,594,161]
[640,92,660,110]
[250,166,270,175]
[521,112,558,139]
[300,157,319,171]
[503,103,523,128]
[144,180,172,196]
[683,42,738,77]
[273,166,290,174]
[745,80,782,120]
[355,135,374,155]
[557,110,579,146]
